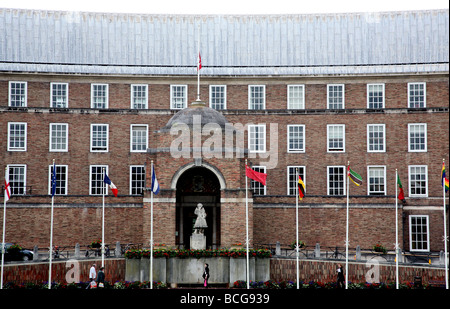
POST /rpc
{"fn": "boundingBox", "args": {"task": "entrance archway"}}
[175,166,221,249]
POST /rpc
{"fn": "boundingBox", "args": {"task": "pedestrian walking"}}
[97,266,105,288]
[87,263,97,289]
[202,263,210,288]
[336,263,345,288]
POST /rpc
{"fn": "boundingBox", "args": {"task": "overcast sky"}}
[1,0,448,14]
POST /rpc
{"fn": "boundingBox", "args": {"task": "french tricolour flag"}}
[104,173,118,197]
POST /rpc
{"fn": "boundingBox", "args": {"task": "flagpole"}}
[296,168,299,289]
[102,168,105,268]
[1,167,8,289]
[395,169,399,289]
[345,161,349,289]
[245,159,249,289]
[197,23,201,101]
[150,161,154,289]
[48,159,55,289]
[443,159,449,289]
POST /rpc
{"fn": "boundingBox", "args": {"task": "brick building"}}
[0,9,449,253]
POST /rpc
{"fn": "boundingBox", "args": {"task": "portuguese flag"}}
[347,165,362,186]
[397,174,406,202]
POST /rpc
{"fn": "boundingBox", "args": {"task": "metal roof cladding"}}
[0,8,448,75]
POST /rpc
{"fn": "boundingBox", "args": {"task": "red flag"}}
[245,165,267,186]
[197,52,202,71]
[397,174,405,203]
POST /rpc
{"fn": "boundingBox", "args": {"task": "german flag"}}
[298,175,305,200]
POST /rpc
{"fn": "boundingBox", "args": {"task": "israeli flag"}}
[151,165,160,195]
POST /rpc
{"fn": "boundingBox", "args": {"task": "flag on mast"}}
[347,165,363,186]
[151,165,160,195]
[397,174,406,202]
[104,173,118,197]
[298,175,305,200]
[197,52,202,71]
[51,162,57,197]
[441,161,449,193]
[4,169,10,203]
[245,164,267,186]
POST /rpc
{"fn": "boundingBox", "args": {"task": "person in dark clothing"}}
[336,263,345,288]
[97,266,105,288]
[202,263,210,288]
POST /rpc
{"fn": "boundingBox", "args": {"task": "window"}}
[7,164,26,195]
[409,215,429,252]
[367,84,384,109]
[408,82,426,108]
[409,165,428,197]
[130,165,146,195]
[209,85,227,110]
[130,124,148,152]
[9,81,27,107]
[250,166,266,195]
[49,123,68,152]
[8,122,27,151]
[90,124,109,152]
[170,85,187,109]
[367,166,386,195]
[327,84,344,109]
[50,83,68,108]
[408,123,427,152]
[327,166,345,196]
[248,124,266,153]
[287,166,305,195]
[327,125,345,152]
[90,165,108,195]
[131,84,148,109]
[287,125,305,152]
[248,85,265,110]
[91,84,108,109]
[49,165,68,195]
[367,124,385,152]
[287,85,305,109]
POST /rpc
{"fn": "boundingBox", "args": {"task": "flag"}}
[397,173,405,202]
[442,162,449,193]
[197,52,202,71]
[298,175,305,200]
[4,168,11,202]
[245,165,267,186]
[151,165,160,195]
[347,165,362,186]
[104,173,118,197]
[51,162,56,197]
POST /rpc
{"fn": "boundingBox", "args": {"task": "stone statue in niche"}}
[190,203,207,250]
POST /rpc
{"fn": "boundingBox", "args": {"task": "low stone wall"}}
[125,257,270,286]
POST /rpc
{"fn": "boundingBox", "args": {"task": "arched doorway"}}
[175,166,221,249]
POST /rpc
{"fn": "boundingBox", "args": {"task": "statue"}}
[193,203,207,235]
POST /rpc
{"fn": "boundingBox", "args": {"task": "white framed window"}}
[248,124,266,153]
[367,124,385,152]
[408,123,427,152]
[130,124,148,152]
[367,166,386,195]
[209,85,227,110]
[367,83,385,109]
[91,84,109,109]
[90,165,108,195]
[287,166,306,195]
[327,84,344,109]
[130,165,146,195]
[9,81,27,107]
[170,85,187,109]
[408,82,426,108]
[49,123,68,152]
[131,84,148,109]
[327,166,346,196]
[287,85,305,109]
[409,215,429,252]
[90,124,109,152]
[409,165,428,197]
[7,164,26,195]
[287,125,305,152]
[327,124,345,152]
[250,166,266,195]
[248,85,265,110]
[48,164,68,195]
[50,83,68,108]
[7,122,27,151]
